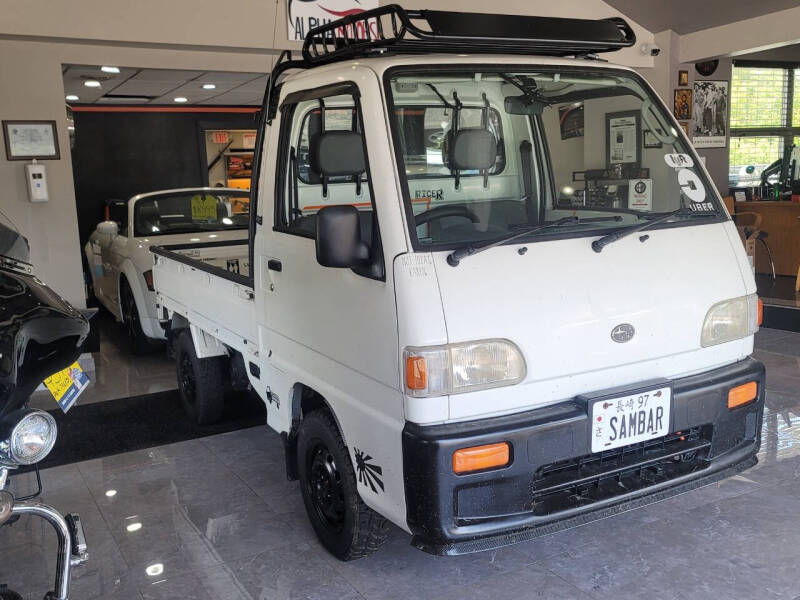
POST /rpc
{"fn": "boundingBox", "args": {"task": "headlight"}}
[404,339,526,397]
[2,410,58,466]
[701,294,759,348]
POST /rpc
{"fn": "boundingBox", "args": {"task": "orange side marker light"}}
[453,442,510,474]
[728,381,757,410]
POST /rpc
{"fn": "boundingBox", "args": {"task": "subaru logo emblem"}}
[611,323,635,343]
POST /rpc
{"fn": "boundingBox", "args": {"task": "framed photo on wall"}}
[606,111,641,168]
[679,70,689,86]
[674,89,693,121]
[692,80,728,148]
[558,103,584,139]
[2,120,60,160]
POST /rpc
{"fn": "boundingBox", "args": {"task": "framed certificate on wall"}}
[3,120,60,160]
[606,111,641,168]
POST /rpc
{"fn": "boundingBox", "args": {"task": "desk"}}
[734,201,800,276]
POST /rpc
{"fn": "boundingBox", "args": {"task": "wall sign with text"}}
[287,0,378,42]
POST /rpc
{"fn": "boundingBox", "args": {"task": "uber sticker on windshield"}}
[665,156,714,211]
[628,179,652,211]
[664,153,694,169]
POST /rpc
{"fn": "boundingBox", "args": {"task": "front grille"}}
[531,425,712,516]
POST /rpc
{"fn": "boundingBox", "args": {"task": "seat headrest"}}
[139,204,160,221]
[450,128,497,171]
[311,131,366,178]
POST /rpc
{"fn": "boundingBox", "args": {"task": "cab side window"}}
[275,93,376,247]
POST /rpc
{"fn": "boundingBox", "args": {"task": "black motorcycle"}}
[0,221,90,600]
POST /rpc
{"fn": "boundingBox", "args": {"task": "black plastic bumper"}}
[402,358,765,555]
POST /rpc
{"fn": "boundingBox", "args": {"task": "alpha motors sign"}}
[287,0,379,42]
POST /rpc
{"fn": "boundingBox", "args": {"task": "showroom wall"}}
[0,40,85,307]
[71,109,258,244]
[0,38,273,307]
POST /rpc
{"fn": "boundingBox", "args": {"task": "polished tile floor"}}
[5,328,800,600]
[29,312,176,411]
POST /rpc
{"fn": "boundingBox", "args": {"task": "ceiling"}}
[605,0,800,34]
[62,65,267,106]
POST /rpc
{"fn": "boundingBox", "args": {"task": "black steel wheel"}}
[179,350,197,409]
[307,440,347,533]
[174,330,228,425]
[297,409,389,560]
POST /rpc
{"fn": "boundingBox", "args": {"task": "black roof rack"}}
[302,4,635,65]
[262,5,635,123]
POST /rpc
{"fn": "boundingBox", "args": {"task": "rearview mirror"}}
[96,221,119,236]
[504,95,544,115]
[316,205,369,268]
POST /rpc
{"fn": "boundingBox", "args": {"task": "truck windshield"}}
[133,190,250,236]
[385,68,721,248]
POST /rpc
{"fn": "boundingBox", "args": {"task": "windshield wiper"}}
[591,207,718,253]
[447,215,622,266]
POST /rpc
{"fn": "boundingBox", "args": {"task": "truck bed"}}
[150,239,256,351]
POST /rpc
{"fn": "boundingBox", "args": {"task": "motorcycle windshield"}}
[0,220,31,266]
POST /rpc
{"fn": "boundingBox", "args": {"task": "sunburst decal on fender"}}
[354,448,384,493]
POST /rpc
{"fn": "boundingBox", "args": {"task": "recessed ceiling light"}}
[145,563,164,577]
[101,66,120,74]
[202,83,216,90]
[65,95,79,101]
[126,522,142,532]
[105,489,117,497]
[174,97,188,103]
[84,80,101,88]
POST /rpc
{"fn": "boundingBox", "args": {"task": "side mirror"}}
[96,221,119,236]
[315,205,369,268]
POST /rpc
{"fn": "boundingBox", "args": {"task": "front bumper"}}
[402,358,765,555]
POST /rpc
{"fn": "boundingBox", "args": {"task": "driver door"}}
[252,78,407,522]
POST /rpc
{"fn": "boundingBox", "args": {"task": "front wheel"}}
[175,330,228,425]
[297,410,389,560]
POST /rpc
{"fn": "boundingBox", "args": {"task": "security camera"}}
[641,43,661,57]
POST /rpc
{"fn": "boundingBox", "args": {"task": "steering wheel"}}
[415,205,480,226]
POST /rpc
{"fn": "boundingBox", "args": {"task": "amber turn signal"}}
[453,442,510,474]
[757,298,763,327]
[728,381,757,410]
[405,356,427,390]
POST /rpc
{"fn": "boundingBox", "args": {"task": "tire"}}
[174,330,227,425]
[121,281,153,355]
[297,409,389,560]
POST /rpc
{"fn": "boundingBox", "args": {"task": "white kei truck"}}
[152,6,766,560]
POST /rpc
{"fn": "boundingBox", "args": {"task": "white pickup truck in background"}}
[153,5,765,560]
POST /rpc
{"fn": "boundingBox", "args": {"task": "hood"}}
[431,221,751,420]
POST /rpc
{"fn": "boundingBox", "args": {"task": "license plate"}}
[591,386,671,453]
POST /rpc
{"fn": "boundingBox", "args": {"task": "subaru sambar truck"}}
[151,6,766,559]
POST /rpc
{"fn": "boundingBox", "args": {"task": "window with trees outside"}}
[729,65,799,187]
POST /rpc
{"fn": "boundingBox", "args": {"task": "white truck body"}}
[153,25,765,556]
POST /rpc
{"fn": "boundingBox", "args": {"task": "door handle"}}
[267,259,282,272]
